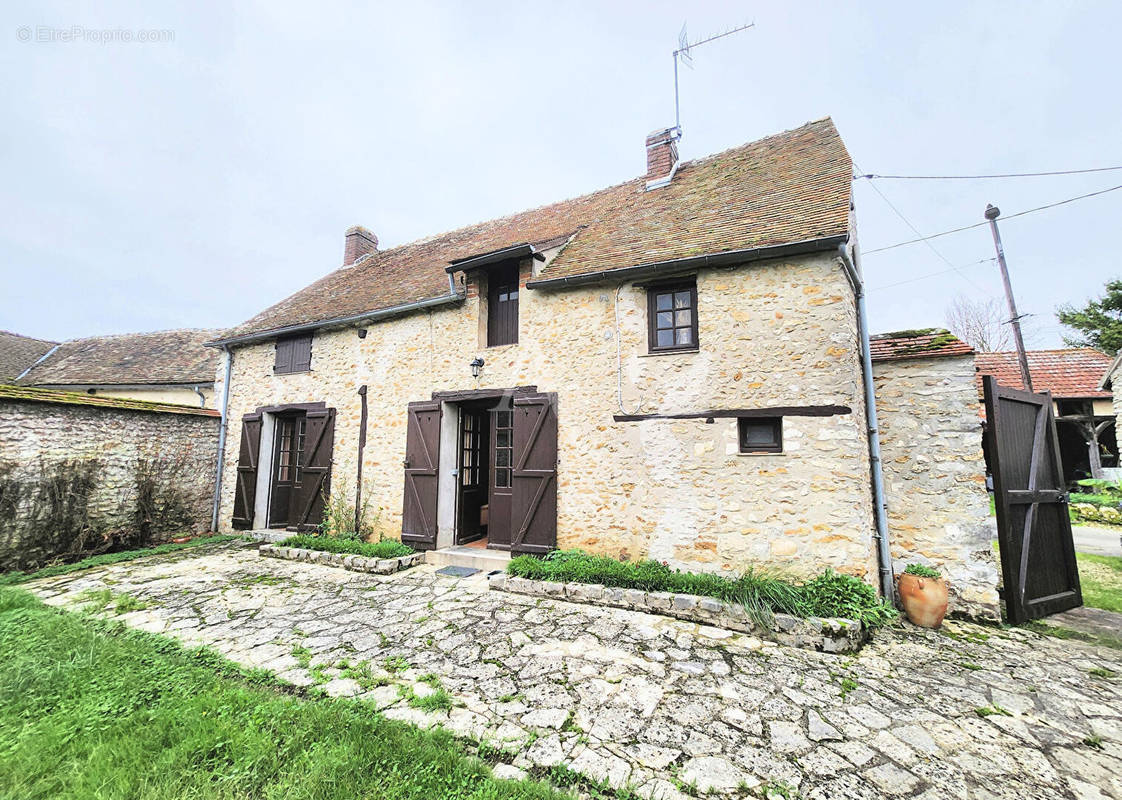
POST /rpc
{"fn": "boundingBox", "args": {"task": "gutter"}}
[837,242,895,602]
[210,345,233,532]
[446,243,545,274]
[526,235,848,290]
[205,293,464,348]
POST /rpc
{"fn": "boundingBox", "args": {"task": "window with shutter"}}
[274,333,313,374]
[487,264,520,347]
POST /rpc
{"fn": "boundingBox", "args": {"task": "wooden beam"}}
[613,405,851,423]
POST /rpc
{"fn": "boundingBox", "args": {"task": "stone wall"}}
[0,397,220,570]
[872,355,999,619]
[217,251,880,582]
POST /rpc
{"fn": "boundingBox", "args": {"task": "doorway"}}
[454,398,513,549]
[268,411,307,528]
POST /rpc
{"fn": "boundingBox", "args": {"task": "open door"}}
[510,393,557,555]
[401,401,442,549]
[231,413,262,530]
[289,408,335,531]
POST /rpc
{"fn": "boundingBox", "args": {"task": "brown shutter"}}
[288,408,335,531]
[231,413,262,530]
[401,401,442,549]
[292,335,312,372]
[274,338,291,373]
[510,393,557,555]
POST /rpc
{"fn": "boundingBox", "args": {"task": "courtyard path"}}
[27,541,1122,800]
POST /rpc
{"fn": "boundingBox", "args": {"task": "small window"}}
[274,333,312,374]
[487,264,520,347]
[738,417,782,454]
[647,281,698,352]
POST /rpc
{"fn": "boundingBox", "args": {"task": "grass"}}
[280,534,414,560]
[0,535,240,586]
[1076,553,1122,613]
[507,550,899,628]
[1023,619,1122,652]
[975,705,1012,718]
[0,585,562,800]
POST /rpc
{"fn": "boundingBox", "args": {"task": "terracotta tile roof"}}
[974,349,1113,398]
[869,329,974,362]
[218,118,852,342]
[18,329,221,387]
[0,330,58,382]
[0,384,220,416]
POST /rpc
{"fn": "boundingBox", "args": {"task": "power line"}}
[856,165,1122,181]
[856,161,991,294]
[867,258,995,292]
[862,183,1122,255]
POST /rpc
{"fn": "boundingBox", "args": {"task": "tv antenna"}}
[673,21,755,138]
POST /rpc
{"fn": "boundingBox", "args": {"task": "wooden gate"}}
[983,376,1082,623]
[401,401,442,549]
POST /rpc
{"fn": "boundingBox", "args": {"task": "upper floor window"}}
[274,333,312,374]
[487,263,520,347]
[647,280,698,352]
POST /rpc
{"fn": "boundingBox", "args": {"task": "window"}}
[647,280,698,352]
[493,409,512,488]
[487,264,520,347]
[738,417,782,454]
[274,333,312,374]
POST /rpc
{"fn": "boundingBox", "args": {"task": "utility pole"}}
[984,204,1033,392]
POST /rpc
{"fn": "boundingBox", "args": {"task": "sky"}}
[3,1,1120,346]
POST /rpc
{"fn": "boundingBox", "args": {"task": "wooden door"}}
[268,415,303,527]
[510,393,557,555]
[231,413,262,530]
[401,401,442,549]
[488,404,515,549]
[289,409,334,531]
[456,408,488,544]
[984,376,1082,623]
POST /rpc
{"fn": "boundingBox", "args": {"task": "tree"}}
[1057,279,1122,355]
[944,296,1012,352]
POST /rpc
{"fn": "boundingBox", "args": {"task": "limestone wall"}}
[872,355,999,619]
[0,398,219,570]
[217,251,880,582]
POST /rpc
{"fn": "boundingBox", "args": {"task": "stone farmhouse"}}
[207,119,996,618]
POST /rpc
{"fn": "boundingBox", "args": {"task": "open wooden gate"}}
[983,375,1082,623]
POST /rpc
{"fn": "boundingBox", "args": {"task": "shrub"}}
[507,551,898,628]
[279,534,412,560]
[319,487,381,541]
[903,563,940,579]
[1071,503,1122,526]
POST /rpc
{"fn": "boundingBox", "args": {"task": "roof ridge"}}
[57,327,225,345]
[0,330,58,344]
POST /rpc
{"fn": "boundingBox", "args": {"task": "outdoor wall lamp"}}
[470,357,484,379]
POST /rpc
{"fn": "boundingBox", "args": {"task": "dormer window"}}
[487,263,520,347]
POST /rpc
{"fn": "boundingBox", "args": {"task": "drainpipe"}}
[210,346,233,532]
[192,384,207,407]
[837,242,895,602]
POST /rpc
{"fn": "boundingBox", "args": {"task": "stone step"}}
[425,545,511,573]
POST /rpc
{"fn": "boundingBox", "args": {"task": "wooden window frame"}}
[486,263,520,348]
[738,416,783,454]
[646,280,699,353]
[274,333,313,374]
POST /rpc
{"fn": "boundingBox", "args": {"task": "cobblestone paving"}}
[28,542,1122,799]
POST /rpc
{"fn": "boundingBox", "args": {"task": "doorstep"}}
[426,545,511,573]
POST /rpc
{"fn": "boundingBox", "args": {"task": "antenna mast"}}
[673,21,755,138]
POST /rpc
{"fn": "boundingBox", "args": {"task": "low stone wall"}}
[872,355,1000,620]
[260,543,423,574]
[488,573,869,654]
[0,389,220,571]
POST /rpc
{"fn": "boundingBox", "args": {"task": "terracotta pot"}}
[171,536,192,544]
[897,573,949,629]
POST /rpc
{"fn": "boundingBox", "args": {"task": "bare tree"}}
[944,295,1014,352]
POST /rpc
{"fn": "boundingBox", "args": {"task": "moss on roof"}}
[0,384,220,417]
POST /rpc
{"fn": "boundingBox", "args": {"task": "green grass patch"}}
[507,550,898,628]
[1076,552,1122,613]
[0,586,561,800]
[975,705,1012,718]
[1023,619,1122,652]
[0,535,240,586]
[280,534,413,560]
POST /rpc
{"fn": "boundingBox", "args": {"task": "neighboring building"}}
[976,348,1116,481]
[17,329,221,408]
[0,330,57,382]
[207,118,992,614]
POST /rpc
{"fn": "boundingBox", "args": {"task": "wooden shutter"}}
[231,413,262,530]
[292,335,312,372]
[401,401,442,549]
[290,408,335,531]
[510,393,557,555]
[274,338,292,373]
[487,264,519,347]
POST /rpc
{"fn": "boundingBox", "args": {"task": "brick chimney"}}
[645,128,680,189]
[343,225,378,266]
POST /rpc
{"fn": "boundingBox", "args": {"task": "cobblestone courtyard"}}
[28,541,1122,799]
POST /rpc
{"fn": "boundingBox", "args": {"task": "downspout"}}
[192,384,207,407]
[210,346,233,532]
[837,242,895,601]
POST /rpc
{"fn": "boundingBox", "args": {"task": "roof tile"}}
[974,349,1113,398]
[870,329,974,362]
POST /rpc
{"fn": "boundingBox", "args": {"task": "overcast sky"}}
[3,1,1119,346]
